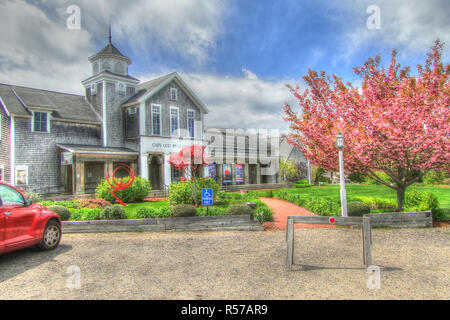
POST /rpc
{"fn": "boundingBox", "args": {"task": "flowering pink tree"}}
[284,40,449,211]
[168,145,211,205]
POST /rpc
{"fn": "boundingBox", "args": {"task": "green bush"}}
[100,205,127,220]
[169,181,192,205]
[95,176,152,204]
[303,198,341,216]
[226,204,253,216]
[169,178,220,205]
[423,170,448,186]
[353,196,397,210]
[432,208,449,222]
[171,204,197,217]
[40,200,79,209]
[23,191,42,203]
[294,179,313,188]
[134,207,157,219]
[347,201,371,217]
[47,205,71,221]
[254,200,274,222]
[192,178,220,204]
[404,190,439,212]
[197,206,228,216]
[68,208,102,221]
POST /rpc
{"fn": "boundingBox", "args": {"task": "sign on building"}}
[61,152,73,165]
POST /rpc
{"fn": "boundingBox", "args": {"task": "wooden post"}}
[286,218,294,271]
[362,216,372,267]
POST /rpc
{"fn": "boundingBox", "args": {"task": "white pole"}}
[339,149,348,217]
[307,159,312,185]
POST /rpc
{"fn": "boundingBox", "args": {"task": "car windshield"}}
[0,185,25,206]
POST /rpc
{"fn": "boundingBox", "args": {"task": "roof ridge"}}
[139,72,177,87]
[0,82,84,98]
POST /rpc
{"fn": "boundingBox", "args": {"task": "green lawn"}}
[272,185,450,209]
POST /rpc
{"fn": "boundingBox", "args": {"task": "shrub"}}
[40,200,79,209]
[100,205,127,220]
[47,205,71,221]
[192,178,220,204]
[197,206,227,216]
[134,207,157,219]
[23,191,42,203]
[347,201,371,217]
[76,198,112,209]
[353,196,397,210]
[404,190,439,212]
[171,204,197,217]
[226,204,253,216]
[254,200,274,222]
[95,176,152,204]
[293,179,313,188]
[304,198,340,216]
[423,170,448,186]
[169,178,220,205]
[157,206,172,218]
[169,181,192,205]
[68,208,102,221]
[432,208,449,222]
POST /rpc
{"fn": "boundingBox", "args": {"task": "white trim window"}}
[15,165,28,186]
[170,107,179,137]
[187,109,195,138]
[0,165,4,182]
[170,87,178,101]
[128,107,137,115]
[151,104,161,135]
[32,111,50,133]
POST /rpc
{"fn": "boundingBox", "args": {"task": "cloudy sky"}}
[0,0,448,131]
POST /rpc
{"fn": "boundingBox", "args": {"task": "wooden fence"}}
[286,211,432,271]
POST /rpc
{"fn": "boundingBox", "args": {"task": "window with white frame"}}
[128,107,137,115]
[152,105,161,135]
[33,112,49,133]
[15,166,28,185]
[187,110,195,138]
[0,165,4,182]
[170,87,178,101]
[170,107,179,136]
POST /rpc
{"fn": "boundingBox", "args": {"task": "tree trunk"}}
[396,186,406,212]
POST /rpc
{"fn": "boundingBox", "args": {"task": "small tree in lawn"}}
[168,145,211,206]
[284,40,449,211]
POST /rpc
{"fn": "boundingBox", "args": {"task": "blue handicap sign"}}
[202,188,213,206]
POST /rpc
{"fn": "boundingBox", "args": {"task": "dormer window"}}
[170,87,178,101]
[102,61,111,72]
[91,84,97,95]
[32,111,49,133]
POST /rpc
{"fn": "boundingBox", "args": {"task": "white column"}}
[164,153,171,186]
[140,154,148,180]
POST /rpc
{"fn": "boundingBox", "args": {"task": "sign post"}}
[202,188,213,215]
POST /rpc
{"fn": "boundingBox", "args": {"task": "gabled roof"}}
[0,83,101,124]
[122,72,209,114]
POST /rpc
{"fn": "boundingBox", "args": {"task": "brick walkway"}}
[260,197,335,230]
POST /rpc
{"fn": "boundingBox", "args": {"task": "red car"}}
[0,182,61,255]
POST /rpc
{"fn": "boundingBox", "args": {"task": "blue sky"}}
[0,0,448,130]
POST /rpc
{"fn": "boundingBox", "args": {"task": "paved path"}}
[260,197,335,230]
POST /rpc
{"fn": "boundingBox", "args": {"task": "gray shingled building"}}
[0,38,283,195]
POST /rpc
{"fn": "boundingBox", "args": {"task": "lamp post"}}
[336,133,348,217]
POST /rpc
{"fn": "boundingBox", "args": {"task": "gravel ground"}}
[0,227,448,300]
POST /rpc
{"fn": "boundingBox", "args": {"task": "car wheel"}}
[37,220,61,251]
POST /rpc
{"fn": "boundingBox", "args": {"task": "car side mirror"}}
[25,199,33,206]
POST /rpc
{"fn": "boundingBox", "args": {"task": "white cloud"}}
[0,0,226,93]
[334,0,450,65]
[178,69,297,131]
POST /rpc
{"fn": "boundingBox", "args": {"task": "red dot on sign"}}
[329,218,335,224]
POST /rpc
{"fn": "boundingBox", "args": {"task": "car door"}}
[0,201,5,253]
[0,184,37,246]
